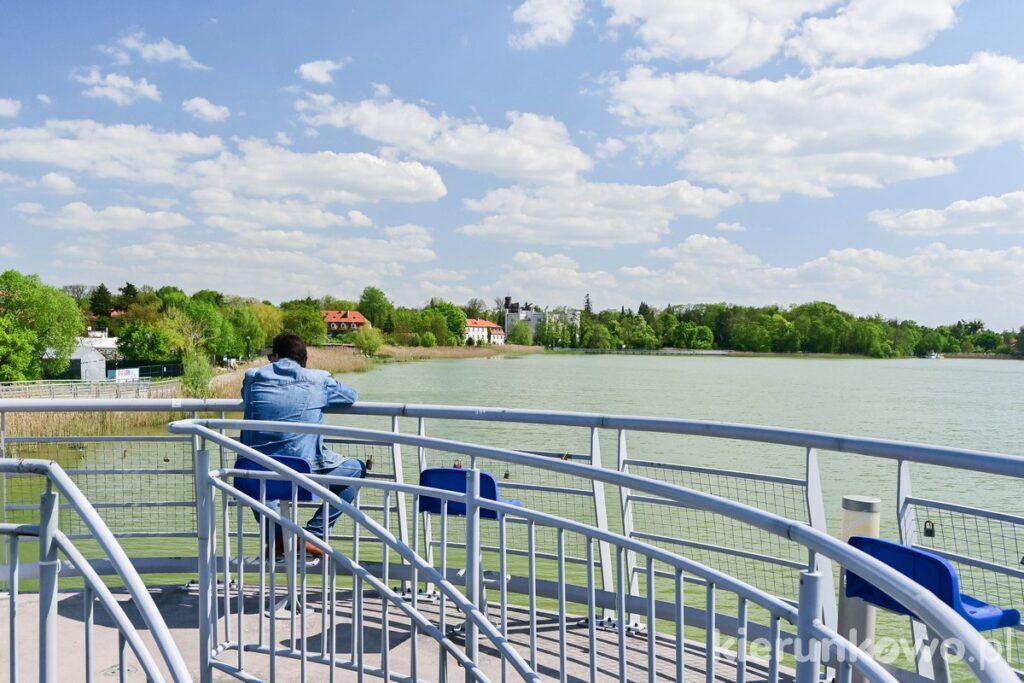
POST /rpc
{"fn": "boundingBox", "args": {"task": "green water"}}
[337,353,1024,521]
[332,353,1024,674]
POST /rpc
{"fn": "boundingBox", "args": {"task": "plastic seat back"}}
[418,467,502,519]
[846,536,960,617]
[233,455,315,502]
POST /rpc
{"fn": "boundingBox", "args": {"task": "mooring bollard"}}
[837,495,881,683]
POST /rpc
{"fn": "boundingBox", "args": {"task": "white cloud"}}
[494,251,617,307]
[619,265,658,277]
[182,97,230,122]
[510,0,584,49]
[642,235,1024,328]
[297,92,592,184]
[72,67,161,105]
[869,190,1024,236]
[13,202,44,214]
[604,0,838,73]
[602,0,959,73]
[19,201,191,231]
[190,138,447,204]
[192,188,373,232]
[417,268,467,283]
[40,172,79,194]
[610,54,1024,199]
[0,121,445,205]
[275,132,294,146]
[714,221,746,232]
[297,58,350,84]
[787,0,962,66]
[57,222,438,303]
[105,32,208,70]
[0,98,21,117]
[36,94,51,105]
[0,243,15,258]
[0,120,222,186]
[595,137,626,160]
[0,171,23,185]
[461,179,738,246]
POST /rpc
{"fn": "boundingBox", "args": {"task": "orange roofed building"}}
[320,310,371,334]
[465,318,505,345]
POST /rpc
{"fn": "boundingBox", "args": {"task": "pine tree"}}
[89,283,113,317]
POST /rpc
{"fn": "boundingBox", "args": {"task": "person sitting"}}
[240,333,365,557]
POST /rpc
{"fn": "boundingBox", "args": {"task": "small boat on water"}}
[926,351,945,359]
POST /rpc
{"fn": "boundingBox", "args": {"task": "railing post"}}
[589,427,615,623]
[390,415,410,552]
[195,447,214,683]
[838,495,880,683]
[806,448,837,630]
[796,569,822,683]
[464,468,481,681]
[39,488,59,683]
[617,429,641,627]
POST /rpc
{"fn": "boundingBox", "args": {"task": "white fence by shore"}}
[0,378,181,399]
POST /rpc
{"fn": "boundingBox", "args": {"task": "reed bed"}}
[377,343,541,361]
[2,344,540,437]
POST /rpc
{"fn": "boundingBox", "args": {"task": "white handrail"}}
[170,417,1019,683]
[0,459,192,682]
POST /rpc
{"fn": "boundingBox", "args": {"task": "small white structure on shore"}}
[64,344,107,381]
[77,329,119,359]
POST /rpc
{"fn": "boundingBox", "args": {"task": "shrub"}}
[182,352,214,397]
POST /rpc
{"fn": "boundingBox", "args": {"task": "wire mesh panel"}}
[625,460,810,602]
[905,498,1024,671]
[217,437,403,551]
[2,437,195,539]
[417,446,599,565]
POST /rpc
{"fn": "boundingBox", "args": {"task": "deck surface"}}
[0,584,792,682]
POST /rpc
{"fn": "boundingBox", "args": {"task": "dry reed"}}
[2,344,541,437]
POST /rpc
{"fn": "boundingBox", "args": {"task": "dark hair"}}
[272,334,307,367]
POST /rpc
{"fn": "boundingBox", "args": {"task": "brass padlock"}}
[923,520,936,538]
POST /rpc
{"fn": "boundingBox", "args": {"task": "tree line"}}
[541,298,1023,358]
[1,270,1022,390]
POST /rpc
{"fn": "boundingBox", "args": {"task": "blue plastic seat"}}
[233,455,317,503]
[845,536,1020,632]
[418,467,521,519]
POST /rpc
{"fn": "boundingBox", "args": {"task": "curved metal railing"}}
[4,397,1024,681]
[0,459,191,683]
[170,418,1018,683]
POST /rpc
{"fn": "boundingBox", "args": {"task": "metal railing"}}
[0,379,179,399]
[166,418,1015,683]
[1,398,1024,682]
[0,458,190,683]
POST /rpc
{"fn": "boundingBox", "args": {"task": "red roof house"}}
[320,310,371,332]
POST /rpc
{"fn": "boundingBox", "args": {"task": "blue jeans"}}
[261,458,366,541]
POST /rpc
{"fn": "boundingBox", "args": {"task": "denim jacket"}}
[240,358,358,470]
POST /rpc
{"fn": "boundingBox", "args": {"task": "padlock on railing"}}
[923,520,936,538]
[453,459,463,469]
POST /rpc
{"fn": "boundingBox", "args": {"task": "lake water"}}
[334,353,1024,533]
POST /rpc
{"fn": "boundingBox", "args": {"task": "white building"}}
[466,318,505,345]
[77,329,119,359]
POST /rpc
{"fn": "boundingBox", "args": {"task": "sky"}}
[1,1,1024,329]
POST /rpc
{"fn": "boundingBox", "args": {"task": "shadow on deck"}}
[1,584,792,682]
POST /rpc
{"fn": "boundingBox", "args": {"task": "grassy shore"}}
[1,344,540,437]
[210,343,541,398]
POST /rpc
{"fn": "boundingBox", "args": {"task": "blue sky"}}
[2,1,1024,329]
